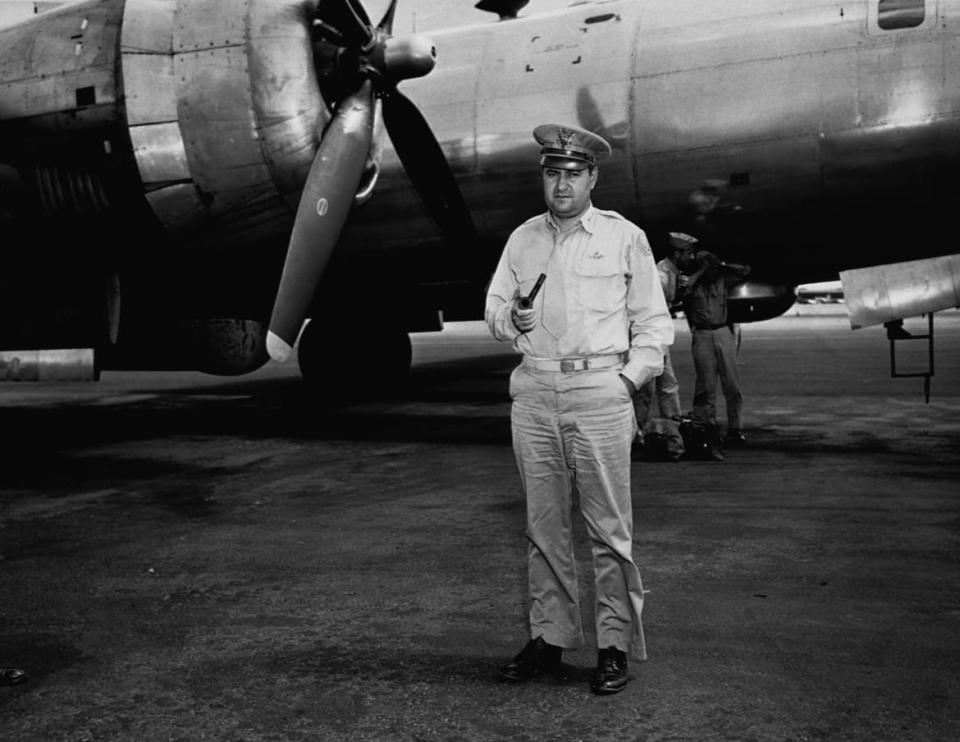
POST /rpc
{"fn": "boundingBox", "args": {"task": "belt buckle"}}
[560,359,577,372]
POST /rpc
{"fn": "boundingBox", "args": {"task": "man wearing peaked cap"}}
[673,214,751,459]
[533,123,612,170]
[632,234,690,462]
[484,123,673,695]
[668,231,698,251]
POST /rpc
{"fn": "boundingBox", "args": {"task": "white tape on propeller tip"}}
[341,102,372,133]
[267,331,293,363]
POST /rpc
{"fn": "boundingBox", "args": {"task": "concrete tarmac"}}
[1,307,959,741]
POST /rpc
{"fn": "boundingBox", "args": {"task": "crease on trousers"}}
[509,364,647,661]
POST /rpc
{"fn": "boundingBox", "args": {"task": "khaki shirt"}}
[683,263,750,329]
[485,205,674,388]
[657,257,679,304]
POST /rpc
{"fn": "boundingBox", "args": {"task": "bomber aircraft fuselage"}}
[1,0,958,388]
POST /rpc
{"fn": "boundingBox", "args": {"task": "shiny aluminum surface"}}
[379,0,960,280]
[842,254,960,329]
[120,0,325,247]
[0,0,123,122]
[121,0,206,228]
[3,0,960,368]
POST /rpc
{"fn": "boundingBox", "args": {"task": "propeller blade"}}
[377,0,398,33]
[267,82,375,362]
[381,89,477,247]
[347,0,372,29]
[315,0,372,49]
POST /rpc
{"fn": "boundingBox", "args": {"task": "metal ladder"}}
[884,313,934,403]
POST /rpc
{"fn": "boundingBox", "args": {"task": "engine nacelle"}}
[727,281,797,323]
[98,318,268,375]
[122,0,324,249]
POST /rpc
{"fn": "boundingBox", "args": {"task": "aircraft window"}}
[877,0,925,30]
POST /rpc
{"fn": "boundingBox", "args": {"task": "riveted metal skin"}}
[121,0,326,247]
[0,0,128,218]
[2,0,960,381]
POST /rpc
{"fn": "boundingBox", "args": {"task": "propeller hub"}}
[268,0,473,363]
[311,0,435,94]
[381,34,436,83]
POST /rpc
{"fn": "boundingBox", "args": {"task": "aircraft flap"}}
[841,254,960,329]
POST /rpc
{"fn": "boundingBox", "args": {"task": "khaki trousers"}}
[509,364,646,660]
[692,327,743,432]
[633,347,682,424]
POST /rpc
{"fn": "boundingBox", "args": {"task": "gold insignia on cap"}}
[533,123,612,171]
[556,127,576,150]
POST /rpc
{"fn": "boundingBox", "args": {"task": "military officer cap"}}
[533,123,612,170]
[668,231,699,250]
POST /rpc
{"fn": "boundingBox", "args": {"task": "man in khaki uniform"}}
[485,123,673,694]
[632,232,689,460]
[675,234,751,459]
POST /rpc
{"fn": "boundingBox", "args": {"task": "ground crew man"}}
[633,233,687,460]
[674,234,751,457]
[485,123,674,694]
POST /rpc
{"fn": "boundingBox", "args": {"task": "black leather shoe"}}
[499,637,563,682]
[590,647,628,695]
[707,444,725,461]
[0,668,27,687]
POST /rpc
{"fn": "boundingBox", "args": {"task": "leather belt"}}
[522,352,626,373]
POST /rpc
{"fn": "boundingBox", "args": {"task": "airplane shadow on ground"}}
[1,354,519,450]
[3,350,958,496]
[0,356,517,504]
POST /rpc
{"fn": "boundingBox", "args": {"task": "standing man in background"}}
[485,123,673,695]
[632,232,687,460]
[675,235,751,459]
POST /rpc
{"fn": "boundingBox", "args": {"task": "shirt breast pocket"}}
[514,252,547,300]
[575,256,624,313]
[516,271,544,301]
